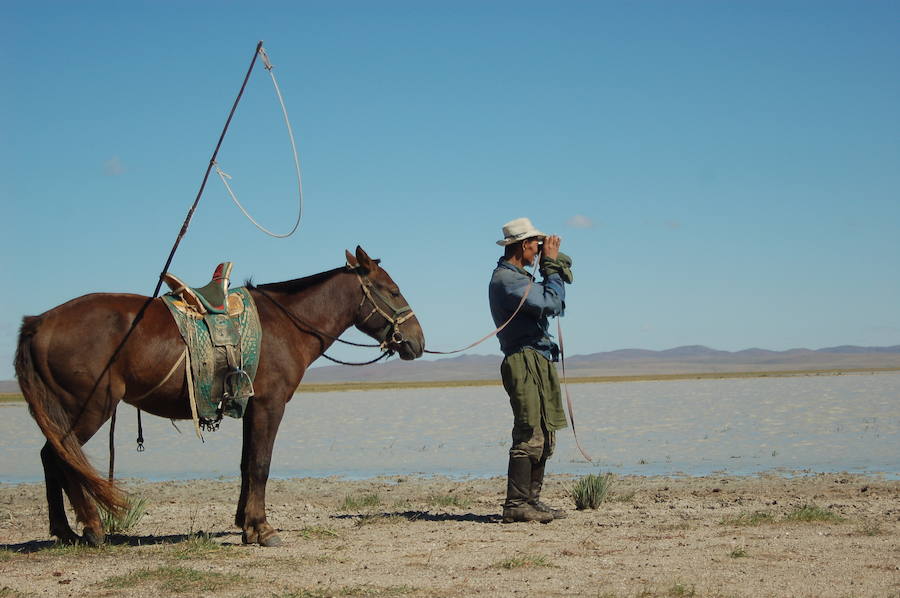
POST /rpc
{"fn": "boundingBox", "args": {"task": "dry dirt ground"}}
[1,473,898,598]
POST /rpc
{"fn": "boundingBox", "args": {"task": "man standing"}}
[489,217,572,523]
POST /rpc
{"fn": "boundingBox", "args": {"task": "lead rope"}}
[558,319,592,462]
[423,261,538,355]
[214,45,304,238]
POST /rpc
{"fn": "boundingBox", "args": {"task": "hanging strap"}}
[108,405,117,481]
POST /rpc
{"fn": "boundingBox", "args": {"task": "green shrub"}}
[570,473,614,510]
[100,495,148,534]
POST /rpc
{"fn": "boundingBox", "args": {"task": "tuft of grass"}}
[100,494,148,534]
[297,525,341,540]
[275,586,416,597]
[571,473,614,510]
[721,511,777,526]
[491,554,553,569]
[426,494,472,509]
[667,583,697,597]
[170,532,230,559]
[99,566,245,593]
[783,504,845,523]
[43,542,122,556]
[341,493,381,510]
[0,587,30,598]
[0,549,18,562]
[729,547,748,558]
[611,490,636,503]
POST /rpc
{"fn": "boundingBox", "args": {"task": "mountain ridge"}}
[2,345,898,392]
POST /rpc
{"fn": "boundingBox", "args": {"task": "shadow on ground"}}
[332,510,501,524]
[2,530,235,554]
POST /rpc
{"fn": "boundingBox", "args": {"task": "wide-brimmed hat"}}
[496,217,547,246]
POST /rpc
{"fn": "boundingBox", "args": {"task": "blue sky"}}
[2,1,898,379]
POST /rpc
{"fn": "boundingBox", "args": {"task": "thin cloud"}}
[664,219,682,230]
[566,214,595,229]
[103,156,125,176]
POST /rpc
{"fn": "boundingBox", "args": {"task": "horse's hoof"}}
[259,531,282,547]
[82,529,105,547]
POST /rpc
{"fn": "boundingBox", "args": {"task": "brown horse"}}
[14,246,424,547]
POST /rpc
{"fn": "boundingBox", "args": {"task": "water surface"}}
[1,372,897,483]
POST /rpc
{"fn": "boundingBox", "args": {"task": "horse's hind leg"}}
[40,442,80,544]
[59,465,106,546]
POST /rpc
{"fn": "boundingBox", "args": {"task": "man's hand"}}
[542,235,561,260]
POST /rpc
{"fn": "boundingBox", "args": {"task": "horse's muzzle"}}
[392,336,423,360]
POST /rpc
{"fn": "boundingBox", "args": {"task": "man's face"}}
[521,237,543,266]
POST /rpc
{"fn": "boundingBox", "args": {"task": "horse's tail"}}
[15,315,127,514]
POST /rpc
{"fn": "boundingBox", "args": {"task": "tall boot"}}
[528,457,567,519]
[502,456,552,523]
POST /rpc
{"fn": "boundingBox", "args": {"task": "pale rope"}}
[126,348,187,403]
[557,319,592,462]
[424,260,539,355]
[214,45,303,238]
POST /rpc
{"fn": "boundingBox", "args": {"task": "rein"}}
[423,261,538,355]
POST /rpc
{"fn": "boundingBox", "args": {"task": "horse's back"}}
[21,293,182,396]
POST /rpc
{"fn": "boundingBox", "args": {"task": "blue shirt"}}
[488,259,566,360]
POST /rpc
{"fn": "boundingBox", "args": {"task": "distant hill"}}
[3,345,898,391]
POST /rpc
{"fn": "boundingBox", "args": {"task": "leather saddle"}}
[163,262,233,314]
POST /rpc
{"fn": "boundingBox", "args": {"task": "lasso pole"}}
[152,40,265,298]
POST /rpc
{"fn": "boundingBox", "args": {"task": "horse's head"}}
[345,246,425,361]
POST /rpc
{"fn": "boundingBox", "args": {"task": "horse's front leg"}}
[235,394,287,547]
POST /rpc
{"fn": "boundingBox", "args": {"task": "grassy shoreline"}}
[296,366,900,393]
[2,367,897,401]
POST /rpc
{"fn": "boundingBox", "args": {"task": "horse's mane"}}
[248,267,345,294]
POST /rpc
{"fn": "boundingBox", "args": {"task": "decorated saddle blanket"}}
[162,287,262,422]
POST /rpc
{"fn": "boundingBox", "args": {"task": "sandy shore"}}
[1,473,898,597]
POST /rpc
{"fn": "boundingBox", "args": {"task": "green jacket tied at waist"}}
[501,348,568,432]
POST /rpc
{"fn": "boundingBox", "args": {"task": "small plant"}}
[612,490,635,503]
[783,504,845,523]
[492,554,553,569]
[341,493,381,510]
[729,547,748,558]
[98,566,244,593]
[354,513,402,527]
[171,532,229,559]
[427,494,472,509]
[100,494,148,534]
[571,473,614,510]
[667,583,696,597]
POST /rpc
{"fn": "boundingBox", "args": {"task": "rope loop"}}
[215,44,304,238]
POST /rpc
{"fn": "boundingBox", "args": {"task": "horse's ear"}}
[345,249,359,270]
[355,246,380,273]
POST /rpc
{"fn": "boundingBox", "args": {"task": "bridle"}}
[354,270,417,353]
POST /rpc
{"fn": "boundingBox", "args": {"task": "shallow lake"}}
[2,372,898,483]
